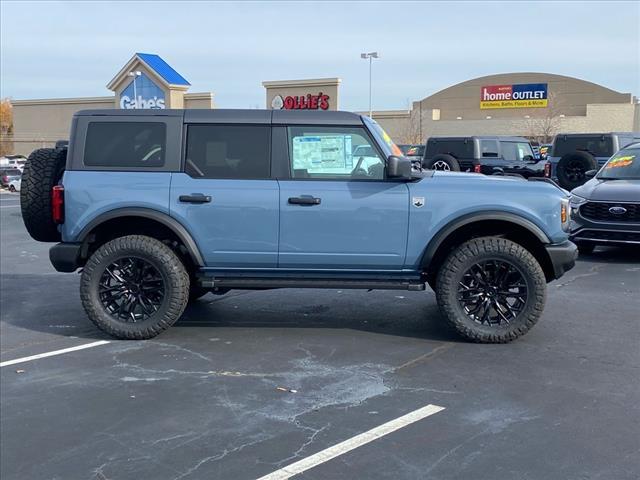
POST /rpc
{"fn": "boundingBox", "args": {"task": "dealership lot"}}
[1,190,639,480]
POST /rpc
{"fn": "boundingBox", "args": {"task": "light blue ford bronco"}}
[20,109,577,342]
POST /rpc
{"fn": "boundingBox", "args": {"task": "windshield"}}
[363,116,403,157]
[597,147,640,180]
[406,145,425,157]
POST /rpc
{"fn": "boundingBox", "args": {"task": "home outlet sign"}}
[271,92,330,110]
[120,72,166,109]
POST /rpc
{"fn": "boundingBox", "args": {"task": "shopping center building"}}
[8,52,639,155]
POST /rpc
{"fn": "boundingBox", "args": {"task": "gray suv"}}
[547,132,640,190]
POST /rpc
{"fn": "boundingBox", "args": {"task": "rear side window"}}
[185,125,270,179]
[84,122,166,167]
[425,139,473,159]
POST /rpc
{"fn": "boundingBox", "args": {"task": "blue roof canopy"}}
[136,53,191,86]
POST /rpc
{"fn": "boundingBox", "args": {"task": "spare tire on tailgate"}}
[20,147,66,242]
[424,154,460,171]
[556,151,597,190]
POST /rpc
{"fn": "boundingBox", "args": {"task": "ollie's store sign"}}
[480,83,548,109]
[271,93,330,110]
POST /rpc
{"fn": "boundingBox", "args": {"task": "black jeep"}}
[422,136,547,178]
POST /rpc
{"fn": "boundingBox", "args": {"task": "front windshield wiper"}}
[597,177,640,181]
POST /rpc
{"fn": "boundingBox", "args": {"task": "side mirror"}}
[523,154,535,162]
[387,155,412,180]
[585,169,597,179]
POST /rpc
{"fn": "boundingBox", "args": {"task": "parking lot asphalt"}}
[1,188,639,480]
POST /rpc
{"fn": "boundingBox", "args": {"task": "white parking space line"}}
[0,340,111,368]
[256,404,445,480]
[0,205,20,208]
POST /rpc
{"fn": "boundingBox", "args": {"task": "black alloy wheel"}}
[99,257,165,323]
[457,259,528,326]
[435,237,546,343]
[81,235,190,339]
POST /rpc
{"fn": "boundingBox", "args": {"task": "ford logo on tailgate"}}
[609,206,627,215]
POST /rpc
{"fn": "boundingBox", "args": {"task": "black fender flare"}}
[77,207,205,266]
[420,211,551,269]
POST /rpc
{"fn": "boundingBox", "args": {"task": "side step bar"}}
[198,277,426,291]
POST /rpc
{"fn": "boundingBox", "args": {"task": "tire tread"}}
[80,235,189,340]
[435,236,546,343]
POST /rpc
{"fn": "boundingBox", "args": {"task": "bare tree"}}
[525,91,564,144]
[397,102,423,144]
[398,116,421,144]
[0,98,13,156]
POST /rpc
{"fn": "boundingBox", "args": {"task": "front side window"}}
[288,126,385,180]
[502,142,534,161]
[185,125,270,179]
[84,122,166,167]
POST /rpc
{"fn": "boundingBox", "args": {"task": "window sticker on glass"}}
[292,135,353,172]
[605,155,635,169]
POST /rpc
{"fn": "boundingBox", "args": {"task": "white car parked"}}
[8,178,21,192]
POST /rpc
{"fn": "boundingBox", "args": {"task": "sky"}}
[1,1,639,111]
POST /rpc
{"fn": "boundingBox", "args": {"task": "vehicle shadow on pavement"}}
[0,273,460,344]
[576,245,640,264]
[177,289,461,343]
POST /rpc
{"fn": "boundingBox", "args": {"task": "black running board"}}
[198,277,425,291]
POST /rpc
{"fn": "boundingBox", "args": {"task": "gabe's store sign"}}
[271,93,330,110]
[480,83,548,109]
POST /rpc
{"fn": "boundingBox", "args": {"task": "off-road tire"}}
[424,154,460,172]
[20,148,67,242]
[435,237,546,343]
[556,152,597,190]
[80,235,190,339]
[576,242,595,255]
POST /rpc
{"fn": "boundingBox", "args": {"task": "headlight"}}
[569,194,587,208]
[561,198,571,232]
[568,194,587,222]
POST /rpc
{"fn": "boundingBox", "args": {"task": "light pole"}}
[360,52,379,118]
[128,71,142,108]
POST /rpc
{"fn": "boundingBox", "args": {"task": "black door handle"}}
[288,196,321,206]
[179,194,211,204]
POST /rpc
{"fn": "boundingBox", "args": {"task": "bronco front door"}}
[278,125,410,270]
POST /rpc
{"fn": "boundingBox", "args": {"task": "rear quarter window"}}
[425,139,474,159]
[84,122,166,167]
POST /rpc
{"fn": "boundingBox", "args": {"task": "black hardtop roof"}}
[554,132,640,138]
[74,109,364,126]
[427,135,531,143]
